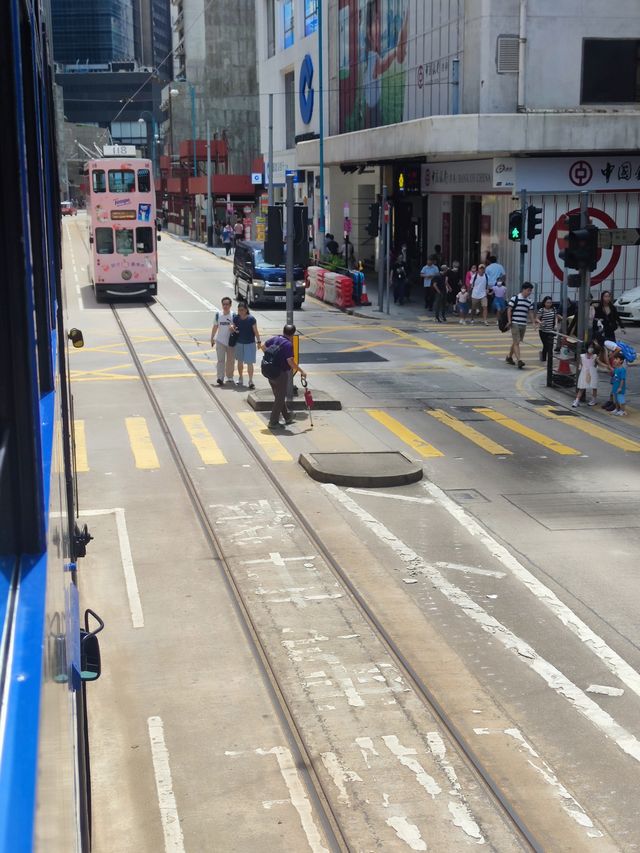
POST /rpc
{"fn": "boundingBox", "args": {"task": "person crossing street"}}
[505,282,539,369]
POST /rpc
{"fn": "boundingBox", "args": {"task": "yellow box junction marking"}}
[126,417,160,469]
[539,406,640,452]
[384,326,468,363]
[426,409,512,455]
[237,412,293,462]
[180,415,227,464]
[74,419,89,471]
[365,409,443,458]
[473,408,581,456]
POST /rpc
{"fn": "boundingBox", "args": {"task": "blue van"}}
[233,240,306,308]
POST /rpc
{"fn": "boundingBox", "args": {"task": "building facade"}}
[263,0,640,297]
[52,0,136,64]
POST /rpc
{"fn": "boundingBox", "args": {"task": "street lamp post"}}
[138,111,158,175]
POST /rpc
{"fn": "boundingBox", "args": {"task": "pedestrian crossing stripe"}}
[539,406,640,452]
[365,409,444,458]
[473,408,581,455]
[237,411,293,462]
[426,409,512,455]
[126,417,161,469]
[180,415,227,464]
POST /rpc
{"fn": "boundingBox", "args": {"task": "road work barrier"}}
[307,266,358,310]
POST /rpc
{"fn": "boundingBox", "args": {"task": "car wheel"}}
[294,301,303,310]
[247,286,255,308]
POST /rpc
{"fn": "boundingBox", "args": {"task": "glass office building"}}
[52,0,135,64]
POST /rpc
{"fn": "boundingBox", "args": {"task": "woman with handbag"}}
[232,301,261,389]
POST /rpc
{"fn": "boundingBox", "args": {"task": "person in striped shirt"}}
[505,282,539,369]
[537,295,560,362]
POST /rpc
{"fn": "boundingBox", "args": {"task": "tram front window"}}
[115,229,134,256]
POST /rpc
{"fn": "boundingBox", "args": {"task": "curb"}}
[298,451,423,488]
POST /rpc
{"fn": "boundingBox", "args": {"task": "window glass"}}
[108,170,136,193]
[137,169,151,192]
[304,0,318,36]
[582,39,640,103]
[136,227,153,253]
[115,229,134,255]
[283,0,294,48]
[95,227,113,254]
[92,170,106,193]
[267,0,275,57]
[284,71,295,149]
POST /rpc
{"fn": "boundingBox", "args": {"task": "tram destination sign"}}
[598,228,640,248]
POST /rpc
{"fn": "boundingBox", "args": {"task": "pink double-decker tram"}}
[86,157,158,300]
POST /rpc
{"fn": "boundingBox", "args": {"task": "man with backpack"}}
[505,282,539,369]
[260,324,307,429]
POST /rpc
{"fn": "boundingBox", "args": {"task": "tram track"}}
[112,300,540,852]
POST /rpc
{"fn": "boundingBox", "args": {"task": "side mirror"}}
[157,234,161,242]
[68,328,84,348]
[89,235,94,244]
[80,608,104,681]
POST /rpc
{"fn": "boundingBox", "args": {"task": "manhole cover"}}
[505,491,640,530]
[445,489,489,503]
[300,350,387,364]
[299,451,423,487]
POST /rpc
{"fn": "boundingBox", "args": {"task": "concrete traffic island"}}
[299,451,423,487]
[248,389,342,411]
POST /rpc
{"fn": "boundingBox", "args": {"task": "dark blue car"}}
[233,240,306,308]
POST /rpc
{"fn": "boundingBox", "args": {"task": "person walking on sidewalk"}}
[233,301,261,389]
[505,282,538,369]
[537,295,559,362]
[470,263,490,324]
[260,324,307,429]
[211,296,236,385]
[222,223,233,256]
[420,256,439,310]
[431,265,450,322]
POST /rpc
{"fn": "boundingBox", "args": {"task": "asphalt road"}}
[64,216,640,851]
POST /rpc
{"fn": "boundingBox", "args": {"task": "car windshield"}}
[253,249,275,268]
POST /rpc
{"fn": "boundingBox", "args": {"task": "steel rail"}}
[141,303,542,851]
[110,305,348,853]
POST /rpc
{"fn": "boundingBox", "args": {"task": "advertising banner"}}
[338,0,459,133]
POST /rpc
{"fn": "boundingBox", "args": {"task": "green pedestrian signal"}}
[508,210,522,242]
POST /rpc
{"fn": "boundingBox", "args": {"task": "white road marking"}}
[426,732,484,841]
[347,488,434,505]
[160,267,217,311]
[356,736,380,768]
[221,279,234,289]
[474,728,603,838]
[420,480,640,701]
[72,508,143,628]
[147,716,186,853]
[257,747,329,853]
[325,485,640,763]
[320,752,362,805]
[587,685,624,697]
[386,815,427,851]
[180,255,191,260]
[382,735,441,798]
[436,561,506,579]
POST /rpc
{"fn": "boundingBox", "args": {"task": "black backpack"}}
[498,295,517,332]
[261,340,283,379]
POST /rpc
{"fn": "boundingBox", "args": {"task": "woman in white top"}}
[469,263,489,324]
[210,296,236,385]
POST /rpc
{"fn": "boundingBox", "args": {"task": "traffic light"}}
[508,210,522,241]
[366,203,379,237]
[264,206,284,265]
[526,205,543,240]
[561,223,598,271]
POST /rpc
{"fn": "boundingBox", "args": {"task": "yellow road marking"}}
[125,417,160,469]
[426,409,512,455]
[237,412,293,462]
[180,415,227,464]
[74,420,89,471]
[384,326,466,362]
[539,406,640,452]
[473,408,580,455]
[365,409,443,458]
[341,340,419,352]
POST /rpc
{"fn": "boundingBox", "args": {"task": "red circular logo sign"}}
[546,207,621,285]
[569,160,593,187]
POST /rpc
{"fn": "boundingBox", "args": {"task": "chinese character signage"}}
[493,157,640,193]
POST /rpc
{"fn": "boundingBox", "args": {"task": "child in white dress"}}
[572,345,598,407]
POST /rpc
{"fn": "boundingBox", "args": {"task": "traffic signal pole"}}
[377,185,387,311]
[286,173,295,400]
[577,192,589,343]
[519,189,527,292]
